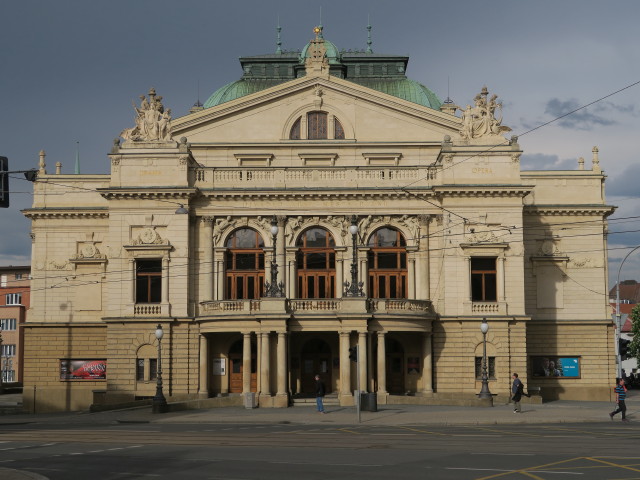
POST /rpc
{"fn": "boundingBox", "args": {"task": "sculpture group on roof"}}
[120,88,173,142]
[459,86,511,140]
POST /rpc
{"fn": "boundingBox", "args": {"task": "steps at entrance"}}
[292,394,340,407]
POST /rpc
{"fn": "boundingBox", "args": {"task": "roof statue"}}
[120,88,173,142]
[459,86,511,140]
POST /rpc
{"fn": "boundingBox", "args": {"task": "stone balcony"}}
[197,297,433,318]
[193,165,439,190]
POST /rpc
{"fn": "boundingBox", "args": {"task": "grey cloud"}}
[545,98,616,130]
[520,153,577,170]
[607,164,640,196]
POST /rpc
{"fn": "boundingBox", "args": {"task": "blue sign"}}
[558,357,580,377]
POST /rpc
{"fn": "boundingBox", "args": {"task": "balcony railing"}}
[288,299,342,312]
[368,299,433,314]
[470,301,507,315]
[200,300,261,313]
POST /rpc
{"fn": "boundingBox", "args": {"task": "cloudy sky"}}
[1,0,639,293]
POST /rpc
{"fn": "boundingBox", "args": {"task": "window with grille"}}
[471,257,497,301]
[135,260,162,303]
[475,356,496,379]
[296,228,336,298]
[5,293,21,305]
[1,344,16,357]
[0,318,16,330]
[334,118,345,139]
[307,111,328,139]
[225,228,265,299]
[367,228,407,298]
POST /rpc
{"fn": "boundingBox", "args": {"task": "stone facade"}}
[21,30,615,412]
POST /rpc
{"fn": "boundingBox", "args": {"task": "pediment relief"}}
[130,226,168,246]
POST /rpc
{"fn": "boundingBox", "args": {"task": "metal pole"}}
[356,346,361,424]
[616,245,640,377]
[478,318,492,400]
[0,330,4,394]
[152,324,168,413]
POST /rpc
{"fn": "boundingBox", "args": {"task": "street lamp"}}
[265,215,285,297]
[478,318,493,400]
[615,245,640,377]
[152,323,168,414]
[344,215,364,297]
[0,329,3,394]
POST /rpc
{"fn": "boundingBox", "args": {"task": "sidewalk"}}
[1,391,637,427]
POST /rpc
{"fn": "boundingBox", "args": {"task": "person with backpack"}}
[609,377,629,422]
[512,372,524,413]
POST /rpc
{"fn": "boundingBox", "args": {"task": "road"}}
[1,421,638,479]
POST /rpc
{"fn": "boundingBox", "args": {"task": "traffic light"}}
[0,156,8,208]
[349,346,358,362]
[619,338,630,360]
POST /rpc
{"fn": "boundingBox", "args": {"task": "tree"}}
[627,304,640,367]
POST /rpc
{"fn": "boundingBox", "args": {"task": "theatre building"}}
[22,27,615,412]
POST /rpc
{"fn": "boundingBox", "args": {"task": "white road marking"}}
[472,452,535,456]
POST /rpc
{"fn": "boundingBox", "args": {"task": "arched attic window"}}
[289,111,346,140]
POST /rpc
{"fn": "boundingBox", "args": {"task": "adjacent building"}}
[0,265,30,385]
[22,27,615,412]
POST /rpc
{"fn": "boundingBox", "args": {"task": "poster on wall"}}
[531,356,580,378]
[213,358,226,375]
[60,359,107,380]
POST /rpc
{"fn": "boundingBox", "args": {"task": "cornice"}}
[97,187,199,201]
[197,188,437,202]
[22,207,109,220]
[524,205,615,216]
[433,185,533,198]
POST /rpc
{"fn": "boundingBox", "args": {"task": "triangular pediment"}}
[172,75,461,144]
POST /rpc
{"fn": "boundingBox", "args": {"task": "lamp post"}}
[152,323,168,413]
[344,215,364,297]
[478,318,493,400]
[265,215,285,297]
[615,245,640,377]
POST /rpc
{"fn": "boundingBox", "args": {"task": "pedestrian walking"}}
[315,374,326,414]
[511,372,523,413]
[609,377,629,422]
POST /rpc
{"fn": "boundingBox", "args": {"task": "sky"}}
[1,0,639,296]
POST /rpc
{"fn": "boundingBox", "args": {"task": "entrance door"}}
[386,338,404,394]
[300,338,332,395]
[228,340,257,393]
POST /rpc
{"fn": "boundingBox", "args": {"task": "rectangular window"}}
[149,359,158,380]
[15,273,23,280]
[471,257,497,301]
[0,318,17,330]
[135,260,162,303]
[475,356,496,379]
[1,345,16,357]
[5,293,22,305]
[136,359,145,381]
[2,371,15,382]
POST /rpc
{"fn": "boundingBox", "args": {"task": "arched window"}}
[367,227,407,298]
[225,228,265,299]
[296,228,336,298]
[289,117,301,139]
[307,111,328,139]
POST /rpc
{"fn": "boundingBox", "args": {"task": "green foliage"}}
[628,304,640,365]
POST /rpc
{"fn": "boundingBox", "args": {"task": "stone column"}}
[260,332,270,396]
[286,247,297,298]
[276,332,287,396]
[198,334,209,398]
[358,331,367,392]
[465,256,472,302]
[202,217,214,301]
[276,216,286,289]
[377,331,387,394]
[161,257,169,304]
[242,332,252,394]
[408,257,416,299]
[215,256,225,300]
[418,214,431,299]
[420,333,433,394]
[129,259,136,303]
[339,332,351,402]
[497,257,505,302]
[336,258,344,298]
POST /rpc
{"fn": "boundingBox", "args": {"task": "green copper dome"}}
[203,79,286,108]
[299,38,341,65]
[351,78,442,110]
